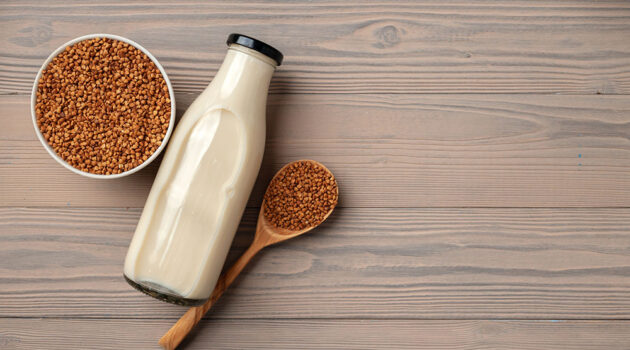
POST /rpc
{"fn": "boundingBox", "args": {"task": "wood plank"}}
[1,1,630,95]
[2,93,630,208]
[2,319,630,350]
[1,207,629,319]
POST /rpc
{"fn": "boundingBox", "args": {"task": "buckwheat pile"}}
[263,160,338,231]
[35,37,171,175]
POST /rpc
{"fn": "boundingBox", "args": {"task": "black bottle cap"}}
[226,33,283,66]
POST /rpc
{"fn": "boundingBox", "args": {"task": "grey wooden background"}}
[1,1,630,349]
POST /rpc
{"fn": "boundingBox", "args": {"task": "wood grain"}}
[3,93,630,208]
[2,1,630,348]
[1,207,629,319]
[2,319,630,350]
[2,1,630,95]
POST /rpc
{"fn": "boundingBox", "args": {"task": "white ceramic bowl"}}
[30,33,176,179]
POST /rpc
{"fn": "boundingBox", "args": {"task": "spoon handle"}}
[158,243,262,350]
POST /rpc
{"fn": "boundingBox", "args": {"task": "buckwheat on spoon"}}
[159,160,339,350]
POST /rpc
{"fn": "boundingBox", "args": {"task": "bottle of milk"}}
[123,34,282,305]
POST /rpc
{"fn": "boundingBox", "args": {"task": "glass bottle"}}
[124,34,282,305]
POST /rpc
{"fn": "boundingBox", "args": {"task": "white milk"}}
[124,36,281,305]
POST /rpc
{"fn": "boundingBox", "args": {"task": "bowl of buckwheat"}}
[31,33,175,178]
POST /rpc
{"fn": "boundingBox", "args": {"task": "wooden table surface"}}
[2,1,630,349]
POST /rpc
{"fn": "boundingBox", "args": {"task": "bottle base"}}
[123,274,206,306]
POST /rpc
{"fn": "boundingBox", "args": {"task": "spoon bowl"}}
[255,159,338,246]
[159,160,338,350]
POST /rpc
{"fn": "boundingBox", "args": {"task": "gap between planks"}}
[2,316,630,321]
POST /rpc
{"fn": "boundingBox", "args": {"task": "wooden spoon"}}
[159,160,338,350]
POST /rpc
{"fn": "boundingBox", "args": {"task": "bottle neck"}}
[210,45,276,104]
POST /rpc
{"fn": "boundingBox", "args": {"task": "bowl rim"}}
[30,33,176,179]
